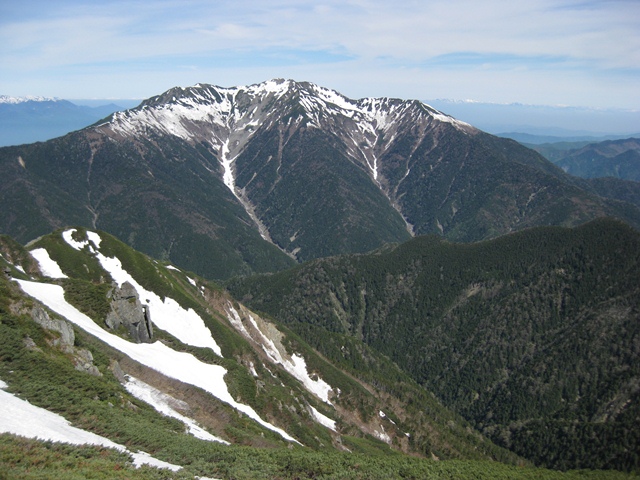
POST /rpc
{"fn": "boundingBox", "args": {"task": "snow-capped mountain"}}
[1,79,639,279]
[101,79,473,198]
[0,95,60,104]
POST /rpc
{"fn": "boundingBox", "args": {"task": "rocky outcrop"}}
[31,306,101,376]
[105,282,153,343]
[32,306,74,351]
[73,348,101,376]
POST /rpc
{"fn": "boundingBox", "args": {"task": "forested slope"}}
[227,218,640,471]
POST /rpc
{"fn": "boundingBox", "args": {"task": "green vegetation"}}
[228,218,640,472]
[0,131,296,280]
[1,434,635,480]
[0,434,192,480]
[29,227,110,283]
[2,222,638,477]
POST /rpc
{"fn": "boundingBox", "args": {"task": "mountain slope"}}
[227,218,640,472]
[2,80,640,279]
[0,227,538,478]
[553,138,640,181]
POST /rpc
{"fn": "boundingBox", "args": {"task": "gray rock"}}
[23,336,41,352]
[30,307,100,376]
[31,307,75,349]
[105,282,153,343]
[109,359,127,383]
[73,348,102,376]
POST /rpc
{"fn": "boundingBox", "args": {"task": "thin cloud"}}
[0,0,638,108]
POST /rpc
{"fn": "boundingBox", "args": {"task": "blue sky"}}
[1,0,639,109]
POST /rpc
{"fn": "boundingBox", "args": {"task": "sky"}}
[1,0,639,109]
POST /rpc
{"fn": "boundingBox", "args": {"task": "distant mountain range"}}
[425,99,640,140]
[547,138,640,182]
[2,79,640,280]
[0,96,137,146]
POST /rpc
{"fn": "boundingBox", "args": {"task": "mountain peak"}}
[101,79,474,141]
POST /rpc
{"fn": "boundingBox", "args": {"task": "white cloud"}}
[0,0,638,108]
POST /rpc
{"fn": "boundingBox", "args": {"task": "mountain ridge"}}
[2,79,640,280]
[227,217,640,472]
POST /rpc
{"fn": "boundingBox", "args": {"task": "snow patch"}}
[230,308,334,405]
[0,378,181,471]
[226,304,250,337]
[309,406,336,432]
[374,426,391,444]
[226,305,335,403]
[124,375,229,444]
[30,248,67,279]
[61,229,101,252]
[98,252,220,353]
[289,354,334,405]
[219,139,238,197]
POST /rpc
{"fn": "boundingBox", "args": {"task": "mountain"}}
[2,79,640,281]
[551,138,640,181]
[227,218,640,472]
[0,96,129,147]
[515,138,640,210]
[586,177,640,209]
[2,226,577,479]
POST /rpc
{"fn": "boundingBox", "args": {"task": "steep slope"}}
[227,218,640,472]
[554,138,640,181]
[2,80,640,280]
[0,227,532,477]
[586,177,640,209]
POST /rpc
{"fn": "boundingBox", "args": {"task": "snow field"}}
[30,248,68,279]
[309,406,336,432]
[16,279,299,444]
[0,379,182,471]
[124,376,229,444]
[61,229,222,356]
[226,305,334,406]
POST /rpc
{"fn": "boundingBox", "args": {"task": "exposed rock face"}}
[105,281,153,343]
[109,359,127,383]
[31,306,101,376]
[31,307,75,350]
